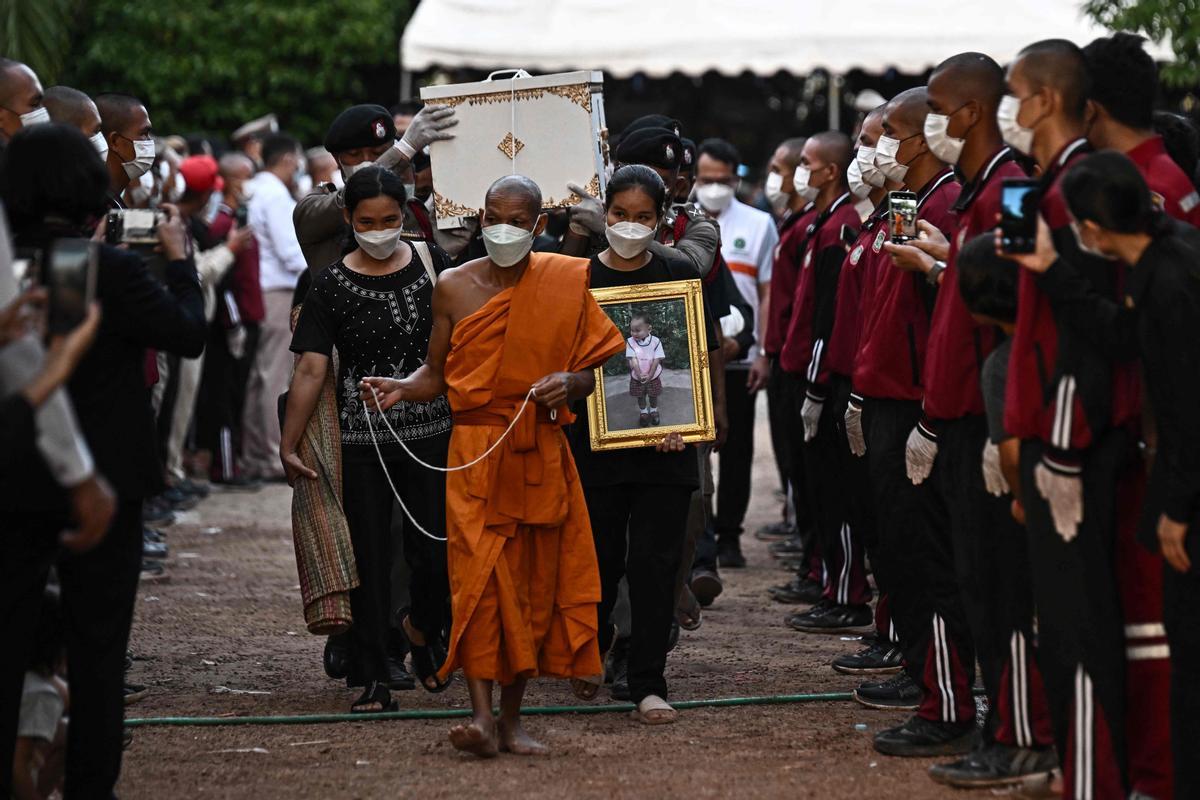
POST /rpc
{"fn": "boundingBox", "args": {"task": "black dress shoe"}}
[754,520,795,542]
[387,654,416,691]
[770,576,825,605]
[832,638,903,675]
[717,539,747,568]
[873,716,977,757]
[608,637,630,700]
[852,672,921,710]
[690,570,723,607]
[928,744,1058,788]
[324,633,351,680]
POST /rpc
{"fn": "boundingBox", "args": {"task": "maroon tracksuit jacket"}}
[763,206,817,358]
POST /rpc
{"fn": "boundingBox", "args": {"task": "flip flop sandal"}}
[630,694,678,725]
[351,680,398,714]
[404,615,451,694]
[570,676,603,700]
[675,588,703,631]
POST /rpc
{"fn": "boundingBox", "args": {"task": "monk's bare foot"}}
[448,720,498,759]
[497,719,549,756]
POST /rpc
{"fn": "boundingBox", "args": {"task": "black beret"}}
[615,127,683,171]
[323,104,395,154]
[680,137,696,170]
[622,114,682,138]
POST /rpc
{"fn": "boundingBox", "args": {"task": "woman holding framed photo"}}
[567,165,719,725]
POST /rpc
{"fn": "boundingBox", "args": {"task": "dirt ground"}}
[118,395,968,799]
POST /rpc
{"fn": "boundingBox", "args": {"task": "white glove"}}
[904,423,938,485]
[801,395,823,442]
[566,182,605,236]
[1034,460,1083,542]
[396,104,458,159]
[845,399,866,457]
[981,440,1009,497]
[432,216,479,259]
[226,324,247,360]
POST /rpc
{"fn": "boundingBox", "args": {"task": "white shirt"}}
[714,199,778,364]
[247,171,306,292]
[626,334,665,381]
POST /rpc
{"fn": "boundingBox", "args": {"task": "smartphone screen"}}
[1000,178,1042,254]
[45,238,97,335]
[889,191,918,243]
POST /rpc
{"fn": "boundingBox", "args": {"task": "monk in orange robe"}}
[361,176,623,757]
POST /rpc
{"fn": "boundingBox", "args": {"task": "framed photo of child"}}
[585,278,716,451]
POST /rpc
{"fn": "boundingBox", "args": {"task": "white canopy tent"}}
[401,0,1169,80]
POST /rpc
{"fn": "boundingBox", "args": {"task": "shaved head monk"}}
[362,175,624,757]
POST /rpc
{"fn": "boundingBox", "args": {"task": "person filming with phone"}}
[0,122,205,797]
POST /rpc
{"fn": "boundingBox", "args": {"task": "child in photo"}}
[626,313,665,426]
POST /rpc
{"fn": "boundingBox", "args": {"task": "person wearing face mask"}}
[0,58,48,152]
[1012,151,1200,800]
[564,165,721,724]
[42,86,106,161]
[359,174,624,757]
[691,138,777,570]
[994,40,1139,799]
[294,103,462,276]
[94,93,156,209]
[284,165,454,713]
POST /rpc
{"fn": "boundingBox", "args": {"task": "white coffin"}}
[420,69,609,229]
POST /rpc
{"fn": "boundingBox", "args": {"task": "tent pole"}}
[401,70,414,102]
[829,73,842,131]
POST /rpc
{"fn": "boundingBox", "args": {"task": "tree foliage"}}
[1083,0,1200,85]
[61,0,410,144]
[2,0,76,84]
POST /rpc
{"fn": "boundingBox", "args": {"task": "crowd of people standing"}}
[2,29,1200,799]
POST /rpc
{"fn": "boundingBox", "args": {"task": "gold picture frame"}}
[586,278,715,451]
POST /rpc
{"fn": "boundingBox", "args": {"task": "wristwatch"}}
[927,259,947,286]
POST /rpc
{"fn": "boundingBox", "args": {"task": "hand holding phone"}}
[999,178,1042,254]
[888,191,918,244]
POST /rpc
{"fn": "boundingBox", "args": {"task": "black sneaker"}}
[928,744,1058,788]
[690,569,723,607]
[212,475,262,492]
[139,561,169,584]
[176,478,210,499]
[124,682,149,705]
[768,537,806,558]
[159,487,199,511]
[386,629,415,691]
[754,520,795,542]
[142,499,176,527]
[324,633,351,680]
[789,603,872,634]
[853,672,921,710]
[873,716,978,757]
[608,637,630,701]
[785,598,832,629]
[717,539,747,568]
[770,576,826,605]
[144,527,166,544]
[833,638,903,675]
[143,531,168,561]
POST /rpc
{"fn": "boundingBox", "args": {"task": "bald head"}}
[1014,39,1090,120]
[44,86,101,137]
[929,52,1005,110]
[0,59,44,141]
[219,152,255,180]
[775,137,807,169]
[808,131,854,172]
[485,175,543,218]
[95,93,149,136]
[884,88,931,138]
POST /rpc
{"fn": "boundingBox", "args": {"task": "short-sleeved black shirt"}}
[291,242,453,462]
[566,252,719,488]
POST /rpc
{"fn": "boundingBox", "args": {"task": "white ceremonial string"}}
[510,75,518,175]
[362,385,554,542]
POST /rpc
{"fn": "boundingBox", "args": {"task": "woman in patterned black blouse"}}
[282,166,452,713]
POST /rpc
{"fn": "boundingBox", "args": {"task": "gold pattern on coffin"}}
[433,192,476,219]
[544,174,601,208]
[434,83,593,113]
[496,132,525,160]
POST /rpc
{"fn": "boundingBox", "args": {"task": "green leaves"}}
[58,0,410,143]
[1083,0,1200,85]
[2,0,76,84]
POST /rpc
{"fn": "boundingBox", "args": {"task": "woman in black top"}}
[283,166,452,713]
[567,165,718,724]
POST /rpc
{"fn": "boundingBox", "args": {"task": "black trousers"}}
[341,434,450,684]
[715,368,755,543]
[1022,433,1127,793]
[766,358,792,499]
[940,416,1045,747]
[773,362,813,537]
[587,483,693,704]
[196,323,240,481]
[1165,561,1200,800]
[1,499,143,799]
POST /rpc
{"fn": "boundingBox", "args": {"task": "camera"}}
[888,191,918,244]
[13,238,98,335]
[999,178,1042,254]
[234,204,249,229]
[105,208,166,246]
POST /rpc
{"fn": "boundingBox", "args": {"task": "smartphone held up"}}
[999,178,1042,254]
[13,238,99,337]
[888,191,918,244]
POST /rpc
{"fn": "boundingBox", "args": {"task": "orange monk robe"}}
[436,252,623,685]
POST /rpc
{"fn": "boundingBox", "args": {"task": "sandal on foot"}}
[403,615,451,694]
[630,694,677,725]
[675,586,702,631]
[570,676,602,700]
[351,680,397,714]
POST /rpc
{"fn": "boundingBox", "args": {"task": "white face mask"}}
[696,182,734,213]
[123,138,157,180]
[481,223,534,267]
[17,106,50,128]
[763,171,788,208]
[1069,221,1114,260]
[354,226,403,260]
[791,166,820,203]
[997,95,1035,156]
[605,221,656,259]
[340,160,374,182]
[924,112,966,165]
[847,158,871,199]
[89,131,109,163]
[874,136,910,183]
[857,146,886,188]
